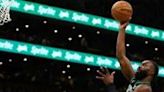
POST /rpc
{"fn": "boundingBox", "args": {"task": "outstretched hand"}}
[119,17,131,29]
[96,67,115,85]
[120,22,129,29]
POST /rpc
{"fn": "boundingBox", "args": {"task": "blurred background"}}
[0,0,164,92]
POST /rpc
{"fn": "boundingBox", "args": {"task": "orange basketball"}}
[111,1,133,22]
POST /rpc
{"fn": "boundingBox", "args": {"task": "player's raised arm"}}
[116,22,135,81]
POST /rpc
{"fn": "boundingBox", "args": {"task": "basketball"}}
[111,1,133,22]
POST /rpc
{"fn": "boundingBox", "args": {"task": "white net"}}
[0,0,13,25]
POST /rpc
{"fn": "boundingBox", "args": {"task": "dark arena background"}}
[0,0,164,92]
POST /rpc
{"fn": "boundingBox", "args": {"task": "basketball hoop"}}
[0,0,13,25]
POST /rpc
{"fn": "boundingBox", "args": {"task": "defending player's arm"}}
[96,68,118,92]
[116,22,135,81]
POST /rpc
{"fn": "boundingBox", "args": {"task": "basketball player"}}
[97,21,159,92]
[117,21,159,92]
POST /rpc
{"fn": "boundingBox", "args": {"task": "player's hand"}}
[119,17,131,29]
[120,22,129,29]
[96,67,116,85]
